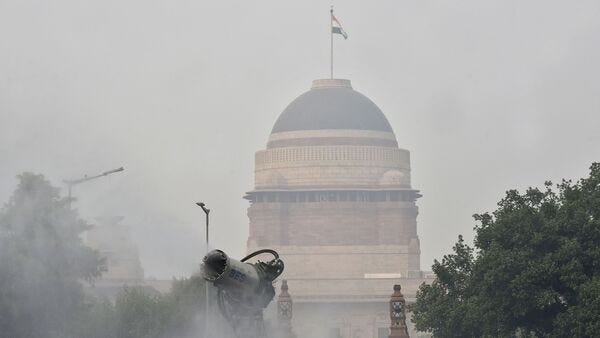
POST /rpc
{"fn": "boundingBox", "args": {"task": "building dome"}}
[256,78,410,188]
[271,79,394,134]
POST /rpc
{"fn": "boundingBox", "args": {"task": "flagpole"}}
[330,6,333,79]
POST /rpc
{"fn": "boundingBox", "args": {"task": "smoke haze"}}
[1,0,599,279]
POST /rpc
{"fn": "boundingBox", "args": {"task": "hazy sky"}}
[1,0,599,278]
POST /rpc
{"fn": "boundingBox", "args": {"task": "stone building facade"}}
[84,216,147,298]
[246,79,430,338]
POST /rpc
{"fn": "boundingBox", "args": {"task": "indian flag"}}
[331,14,348,39]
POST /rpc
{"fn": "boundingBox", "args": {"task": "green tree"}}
[114,275,208,338]
[411,163,600,337]
[0,173,214,338]
[0,173,105,338]
[72,297,118,338]
[115,287,168,338]
[410,236,482,337]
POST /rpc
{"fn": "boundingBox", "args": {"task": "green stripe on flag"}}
[332,27,347,39]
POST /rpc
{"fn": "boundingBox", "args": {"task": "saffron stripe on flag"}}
[331,14,348,39]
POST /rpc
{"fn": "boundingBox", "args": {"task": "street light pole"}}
[64,167,125,209]
[197,202,210,250]
[196,202,210,338]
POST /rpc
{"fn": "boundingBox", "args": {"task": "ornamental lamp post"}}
[389,284,409,338]
[276,279,296,338]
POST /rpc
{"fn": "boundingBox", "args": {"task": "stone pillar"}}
[276,280,295,338]
[389,284,409,338]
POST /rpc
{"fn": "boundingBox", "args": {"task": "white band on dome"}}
[269,129,397,142]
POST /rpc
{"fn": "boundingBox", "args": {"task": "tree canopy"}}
[0,172,216,338]
[113,276,209,338]
[0,173,105,337]
[411,163,600,337]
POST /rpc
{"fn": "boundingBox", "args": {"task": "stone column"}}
[389,284,409,338]
[276,280,296,338]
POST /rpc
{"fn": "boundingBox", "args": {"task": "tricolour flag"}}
[331,14,348,39]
